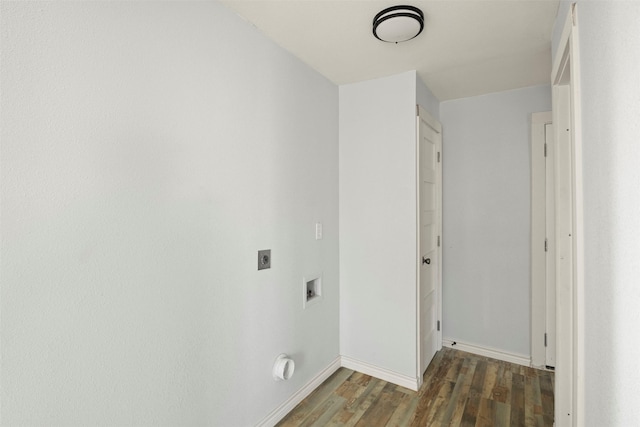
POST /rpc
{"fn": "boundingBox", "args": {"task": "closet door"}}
[418,106,442,375]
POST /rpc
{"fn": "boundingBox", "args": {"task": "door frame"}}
[415,105,443,387]
[531,111,554,369]
[551,3,584,426]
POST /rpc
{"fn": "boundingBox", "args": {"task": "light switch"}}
[315,223,323,240]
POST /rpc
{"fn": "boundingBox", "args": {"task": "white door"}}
[544,122,556,368]
[418,106,442,375]
[531,112,557,369]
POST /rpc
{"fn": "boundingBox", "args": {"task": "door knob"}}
[422,257,431,265]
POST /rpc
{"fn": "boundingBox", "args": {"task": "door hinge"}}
[437,320,441,331]
[437,152,441,163]
[545,238,548,252]
[437,236,440,247]
[416,104,420,116]
[544,332,547,347]
[544,143,547,157]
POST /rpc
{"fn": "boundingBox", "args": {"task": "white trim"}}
[340,356,420,391]
[415,111,421,389]
[568,6,585,425]
[255,356,341,427]
[442,339,531,367]
[551,3,584,426]
[552,83,574,426]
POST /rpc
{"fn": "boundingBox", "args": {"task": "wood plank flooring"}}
[276,348,554,427]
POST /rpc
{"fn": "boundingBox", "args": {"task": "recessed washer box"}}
[303,274,322,309]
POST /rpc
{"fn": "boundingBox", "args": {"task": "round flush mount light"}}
[373,5,424,43]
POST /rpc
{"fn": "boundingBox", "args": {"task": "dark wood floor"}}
[276,347,554,427]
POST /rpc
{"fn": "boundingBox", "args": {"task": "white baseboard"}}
[442,339,531,367]
[256,356,341,427]
[340,356,419,391]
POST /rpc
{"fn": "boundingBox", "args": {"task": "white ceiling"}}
[221,0,560,101]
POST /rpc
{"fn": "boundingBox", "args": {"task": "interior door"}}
[531,112,557,369]
[418,106,442,375]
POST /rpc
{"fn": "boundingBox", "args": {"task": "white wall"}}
[339,71,419,379]
[440,85,551,357]
[552,2,640,424]
[0,2,339,426]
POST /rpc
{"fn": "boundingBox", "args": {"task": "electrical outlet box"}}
[258,249,271,270]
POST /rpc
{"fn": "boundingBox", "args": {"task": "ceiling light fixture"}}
[373,5,424,43]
